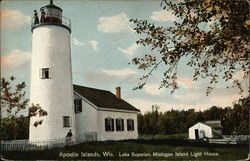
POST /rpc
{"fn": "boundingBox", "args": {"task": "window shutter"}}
[111,119,114,131]
[132,120,134,131]
[63,117,65,127]
[116,119,118,131]
[74,100,76,113]
[122,119,124,131]
[105,118,108,131]
[79,100,82,112]
[127,119,129,131]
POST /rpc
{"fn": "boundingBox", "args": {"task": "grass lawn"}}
[139,133,189,139]
[1,139,249,160]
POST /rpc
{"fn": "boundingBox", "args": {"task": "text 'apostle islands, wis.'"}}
[58,151,220,159]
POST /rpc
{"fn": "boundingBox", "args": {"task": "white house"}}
[73,85,140,141]
[188,121,222,140]
[29,0,140,142]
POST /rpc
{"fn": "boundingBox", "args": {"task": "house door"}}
[194,129,199,139]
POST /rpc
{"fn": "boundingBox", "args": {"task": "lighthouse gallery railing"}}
[31,14,71,31]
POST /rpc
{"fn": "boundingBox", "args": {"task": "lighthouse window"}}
[40,68,50,79]
[74,99,82,113]
[46,8,61,17]
[63,116,71,127]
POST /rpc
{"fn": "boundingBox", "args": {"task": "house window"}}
[40,68,50,79]
[63,116,71,127]
[105,117,114,131]
[127,119,134,131]
[116,118,124,131]
[74,99,82,113]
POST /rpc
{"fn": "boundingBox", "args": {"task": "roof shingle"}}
[73,84,140,112]
[203,121,222,129]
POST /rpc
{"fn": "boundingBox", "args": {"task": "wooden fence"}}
[0,132,97,151]
[209,135,249,144]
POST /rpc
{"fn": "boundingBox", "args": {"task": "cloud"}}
[209,87,249,107]
[1,49,31,68]
[150,10,176,22]
[102,68,136,76]
[144,84,164,95]
[72,38,84,46]
[128,27,136,33]
[97,13,130,33]
[127,98,214,113]
[1,9,31,30]
[83,71,114,83]
[117,43,140,56]
[232,71,249,81]
[72,39,98,50]
[128,80,249,113]
[89,40,98,50]
[177,76,201,89]
[83,70,138,84]
[174,93,200,102]
[210,94,243,107]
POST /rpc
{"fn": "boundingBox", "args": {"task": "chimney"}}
[116,87,121,99]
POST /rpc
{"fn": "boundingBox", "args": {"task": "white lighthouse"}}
[29,0,76,141]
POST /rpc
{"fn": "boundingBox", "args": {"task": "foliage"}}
[221,96,250,135]
[138,96,249,135]
[138,107,205,135]
[0,76,47,140]
[130,0,249,94]
[0,116,29,140]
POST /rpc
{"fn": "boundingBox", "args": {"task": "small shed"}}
[189,121,222,140]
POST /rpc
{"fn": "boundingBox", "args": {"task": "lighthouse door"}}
[194,129,199,139]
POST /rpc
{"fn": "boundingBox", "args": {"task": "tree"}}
[137,99,248,136]
[0,76,47,140]
[130,0,249,94]
[203,106,224,120]
[222,96,249,135]
[1,116,29,140]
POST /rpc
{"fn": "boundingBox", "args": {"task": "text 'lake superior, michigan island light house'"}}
[29,0,76,141]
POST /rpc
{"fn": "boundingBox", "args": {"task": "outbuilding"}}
[188,121,222,140]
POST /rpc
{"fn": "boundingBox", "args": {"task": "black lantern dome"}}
[31,0,71,32]
[41,0,62,11]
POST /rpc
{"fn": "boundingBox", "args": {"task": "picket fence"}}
[0,132,97,151]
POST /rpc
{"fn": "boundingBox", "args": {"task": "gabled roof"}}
[203,121,222,129]
[73,84,140,112]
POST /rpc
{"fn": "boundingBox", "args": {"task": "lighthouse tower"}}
[29,0,75,141]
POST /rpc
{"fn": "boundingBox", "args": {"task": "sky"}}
[1,0,249,114]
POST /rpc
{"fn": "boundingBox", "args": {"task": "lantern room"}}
[31,0,71,32]
[40,0,62,23]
